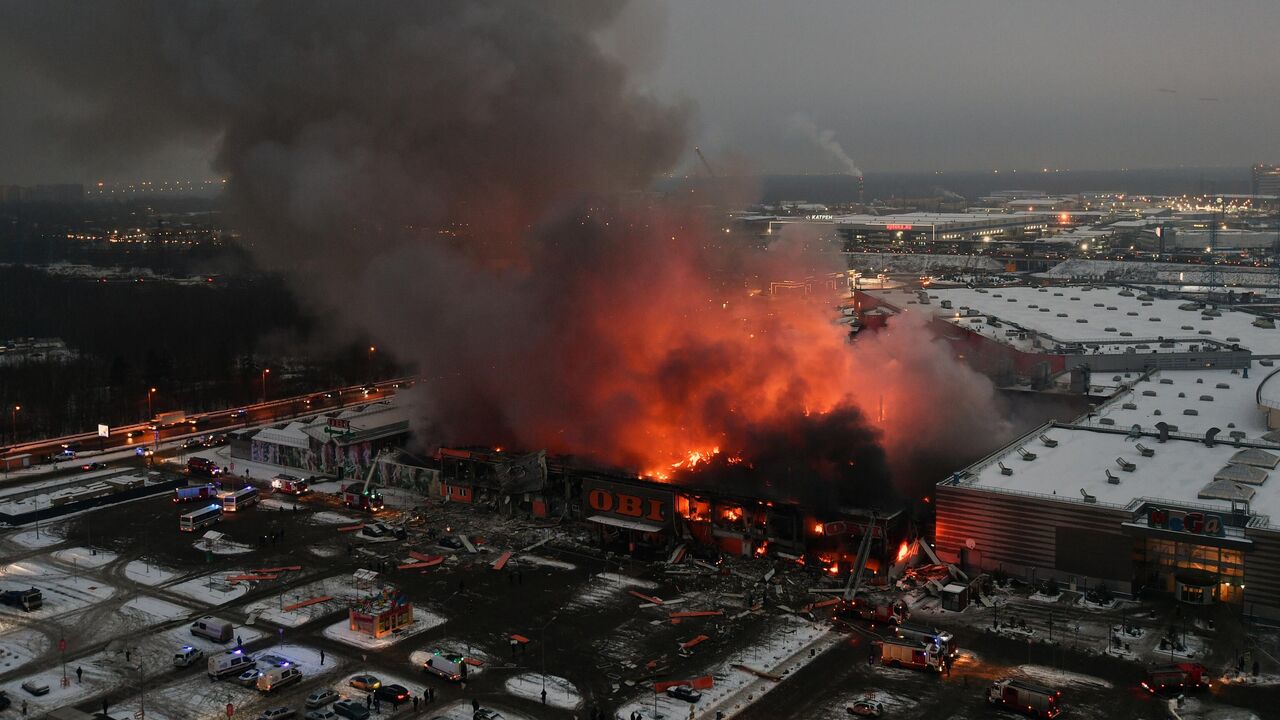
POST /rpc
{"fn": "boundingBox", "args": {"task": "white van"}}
[257,666,303,692]
[208,648,256,678]
[422,652,464,681]
[191,616,234,643]
[174,645,205,667]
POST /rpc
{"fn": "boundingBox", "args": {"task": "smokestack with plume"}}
[785,113,863,177]
[4,2,1010,502]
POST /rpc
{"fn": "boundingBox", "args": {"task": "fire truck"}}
[1143,663,1211,694]
[271,474,309,495]
[840,597,906,625]
[987,678,1062,718]
[894,622,957,660]
[173,483,219,503]
[877,638,943,672]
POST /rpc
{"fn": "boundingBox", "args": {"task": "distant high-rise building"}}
[1253,164,1280,196]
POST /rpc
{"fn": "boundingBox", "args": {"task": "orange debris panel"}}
[409,551,443,563]
[462,657,484,667]
[680,634,710,650]
[226,574,278,582]
[282,595,334,612]
[669,611,723,619]
[492,551,512,570]
[253,566,302,573]
[510,634,530,644]
[337,524,365,532]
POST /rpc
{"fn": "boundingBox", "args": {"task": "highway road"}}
[0,377,414,467]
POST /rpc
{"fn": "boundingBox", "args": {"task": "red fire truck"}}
[1143,663,1211,695]
[987,678,1062,718]
[877,638,943,672]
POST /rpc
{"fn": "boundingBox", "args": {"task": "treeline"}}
[0,266,395,444]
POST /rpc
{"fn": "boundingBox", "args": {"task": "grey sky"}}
[3,0,1279,183]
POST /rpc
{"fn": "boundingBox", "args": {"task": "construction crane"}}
[694,146,717,178]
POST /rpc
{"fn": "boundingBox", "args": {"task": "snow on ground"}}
[137,644,343,720]
[310,510,361,525]
[1017,664,1113,689]
[121,595,193,623]
[5,526,66,549]
[568,572,660,609]
[309,546,342,557]
[321,609,447,650]
[616,615,836,720]
[512,554,577,571]
[243,575,353,627]
[1174,695,1263,720]
[504,672,582,710]
[51,546,117,569]
[0,626,48,673]
[193,535,255,555]
[0,559,116,618]
[167,570,250,605]
[409,641,491,678]
[814,687,920,718]
[123,559,179,586]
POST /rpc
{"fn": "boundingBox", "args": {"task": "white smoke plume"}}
[786,113,863,177]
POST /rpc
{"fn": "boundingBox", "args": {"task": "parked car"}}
[848,699,885,716]
[349,673,381,691]
[306,688,341,708]
[374,684,410,704]
[666,686,702,703]
[235,668,262,687]
[173,645,206,667]
[305,709,339,720]
[50,449,76,462]
[80,462,108,471]
[437,536,464,549]
[0,690,10,711]
[21,679,49,696]
[332,700,370,720]
[256,707,296,720]
[230,408,248,419]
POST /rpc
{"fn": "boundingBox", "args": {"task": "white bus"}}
[220,486,260,512]
[179,503,223,532]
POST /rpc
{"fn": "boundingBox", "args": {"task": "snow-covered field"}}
[615,615,836,720]
[167,571,250,605]
[0,626,48,673]
[120,595,194,624]
[568,572,660,610]
[310,510,361,525]
[5,526,66,549]
[0,559,117,618]
[321,609,447,650]
[124,559,179,586]
[242,575,352,627]
[193,535,256,555]
[504,672,582,710]
[512,554,577,571]
[52,546,117,569]
[421,701,534,720]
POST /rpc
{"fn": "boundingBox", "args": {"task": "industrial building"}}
[935,365,1280,621]
[832,212,1054,248]
[230,400,412,481]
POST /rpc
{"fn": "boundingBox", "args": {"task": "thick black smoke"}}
[672,406,896,512]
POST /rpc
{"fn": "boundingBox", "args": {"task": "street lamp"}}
[147,388,156,419]
[10,405,19,444]
[261,368,270,403]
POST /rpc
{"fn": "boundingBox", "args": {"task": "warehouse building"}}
[935,365,1280,620]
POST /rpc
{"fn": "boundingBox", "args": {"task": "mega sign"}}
[1147,507,1225,538]
[583,479,672,526]
[884,224,914,231]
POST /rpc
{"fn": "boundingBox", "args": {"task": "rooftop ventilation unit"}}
[1105,469,1120,485]
[1136,443,1154,457]
[1198,479,1256,503]
[1116,457,1136,472]
[1080,488,1097,503]
[1155,422,1170,443]
[1039,434,1058,448]
[1229,448,1280,469]
[1213,463,1268,485]
[1017,447,1036,461]
[1204,427,1221,447]
[998,462,1013,476]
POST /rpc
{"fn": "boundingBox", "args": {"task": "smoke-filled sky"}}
[3,0,1279,183]
[0,1,1024,508]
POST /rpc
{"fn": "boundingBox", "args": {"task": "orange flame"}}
[895,540,911,564]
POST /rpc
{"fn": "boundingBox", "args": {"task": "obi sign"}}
[583,480,672,527]
[1147,507,1225,538]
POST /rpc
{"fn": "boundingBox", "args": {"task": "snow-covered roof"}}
[1083,369,1274,444]
[1229,448,1280,469]
[1214,463,1268,485]
[958,426,1276,529]
[874,284,1280,355]
[252,422,312,449]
